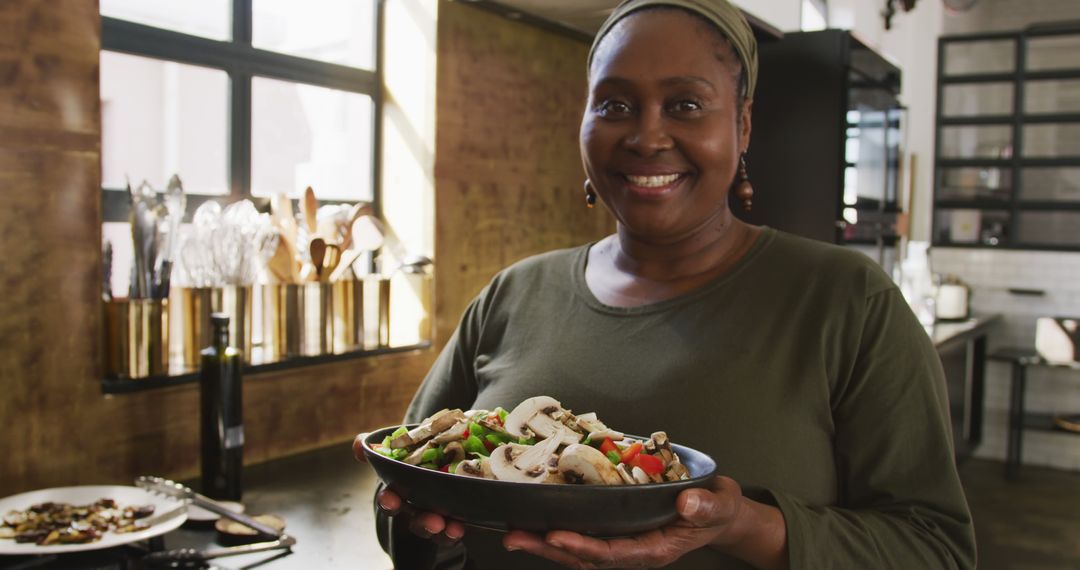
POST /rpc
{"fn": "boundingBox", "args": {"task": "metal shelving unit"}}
[933,23,1080,250]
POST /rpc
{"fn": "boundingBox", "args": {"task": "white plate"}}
[0,485,187,555]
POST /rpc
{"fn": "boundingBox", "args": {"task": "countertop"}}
[926,313,1001,351]
[0,443,392,570]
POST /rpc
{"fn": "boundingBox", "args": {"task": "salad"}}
[370,396,690,485]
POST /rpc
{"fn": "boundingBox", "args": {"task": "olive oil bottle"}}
[200,313,244,500]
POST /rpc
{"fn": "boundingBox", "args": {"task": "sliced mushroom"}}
[557,444,624,485]
[650,431,675,465]
[442,441,465,465]
[615,463,637,485]
[403,440,435,465]
[488,436,563,483]
[431,420,469,444]
[664,462,690,481]
[587,428,625,442]
[454,458,494,479]
[630,465,652,485]
[390,409,467,449]
[504,396,562,438]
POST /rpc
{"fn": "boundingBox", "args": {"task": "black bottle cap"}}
[211,313,231,327]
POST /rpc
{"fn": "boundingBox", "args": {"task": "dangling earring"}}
[584,180,597,208]
[735,153,753,212]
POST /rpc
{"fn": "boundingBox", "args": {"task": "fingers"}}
[676,476,743,527]
[353,433,369,462]
[376,489,465,544]
[504,531,597,569]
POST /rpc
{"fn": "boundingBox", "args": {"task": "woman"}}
[360,0,976,568]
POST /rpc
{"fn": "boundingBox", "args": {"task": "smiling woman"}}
[365,1,976,569]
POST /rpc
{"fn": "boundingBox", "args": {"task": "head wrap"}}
[587,0,758,99]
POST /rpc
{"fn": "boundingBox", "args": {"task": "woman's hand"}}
[353,433,466,545]
[502,476,787,570]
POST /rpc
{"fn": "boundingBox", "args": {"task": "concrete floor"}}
[958,458,1080,570]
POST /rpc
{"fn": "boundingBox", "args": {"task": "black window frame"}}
[100,0,385,223]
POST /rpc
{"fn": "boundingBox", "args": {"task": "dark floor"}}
[958,459,1080,570]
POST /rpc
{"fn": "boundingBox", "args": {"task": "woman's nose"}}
[621,111,673,155]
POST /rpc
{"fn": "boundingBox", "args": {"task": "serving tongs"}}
[135,476,295,562]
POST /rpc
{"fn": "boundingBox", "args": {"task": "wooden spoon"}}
[319,243,341,282]
[310,237,327,278]
[301,186,318,234]
[266,238,297,283]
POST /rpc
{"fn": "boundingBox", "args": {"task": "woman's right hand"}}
[353,433,466,544]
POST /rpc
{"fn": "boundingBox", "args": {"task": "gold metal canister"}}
[262,283,301,361]
[218,285,253,361]
[332,279,364,354]
[173,287,217,369]
[363,276,391,349]
[104,299,169,378]
[300,282,334,356]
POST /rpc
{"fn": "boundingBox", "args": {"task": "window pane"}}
[1025,79,1080,114]
[939,167,1012,201]
[100,0,231,41]
[253,0,376,70]
[942,83,1013,117]
[939,125,1013,159]
[934,209,1010,246]
[1017,211,1080,246]
[1019,167,1080,202]
[251,77,374,201]
[943,40,1015,76]
[100,51,229,195]
[1024,124,1080,158]
[1027,35,1080,72]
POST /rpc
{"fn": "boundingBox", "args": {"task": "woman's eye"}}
[597,100,631,117]
[669,100,703,113]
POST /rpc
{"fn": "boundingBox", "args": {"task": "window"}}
[100,0,382,221]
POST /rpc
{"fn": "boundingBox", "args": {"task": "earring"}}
[584,180,597,208]
[735,153,753,212]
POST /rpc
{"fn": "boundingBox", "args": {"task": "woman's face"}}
[581,9,752,242]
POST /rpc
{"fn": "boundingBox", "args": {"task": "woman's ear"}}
[739,98,753,150]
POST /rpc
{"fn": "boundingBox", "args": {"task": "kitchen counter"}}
[0,443,392,570]
[926,313,1001,351]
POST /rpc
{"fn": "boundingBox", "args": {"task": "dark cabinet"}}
[741,30,903,272]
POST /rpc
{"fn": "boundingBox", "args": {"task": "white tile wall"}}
[931,248,1080,471]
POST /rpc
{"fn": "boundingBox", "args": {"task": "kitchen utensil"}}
[157,174,186,298]
[320,243,341,281]
[143,535,295,566]
[329,247,365,282]
[129,179,162,299]
[135,476,283,538]
[340,201,375,250]
[360,425,717,536]
[301,186,318,234]
[267,237,297,283]
[0,485,187,555]
[270,193,299,257]
[309,238,327,278]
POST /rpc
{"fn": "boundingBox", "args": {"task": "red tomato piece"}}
[629,453,665,475]
[483,439,497,453]
[599,438,618,455]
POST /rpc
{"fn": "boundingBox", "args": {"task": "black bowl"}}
[361,425,718,536]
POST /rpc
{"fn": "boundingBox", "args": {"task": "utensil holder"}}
[363,276,391,349]
[262,284,302,360]
[104,299,169,378]
[218,285,253,361]
[301,283,334,356]
[332,279,364,353]
[173,288,218,369]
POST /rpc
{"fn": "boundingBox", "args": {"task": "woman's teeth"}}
[625,174,680,188]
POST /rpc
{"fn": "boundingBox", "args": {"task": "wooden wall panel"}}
[434,1,614,345]
[0,0,610,495]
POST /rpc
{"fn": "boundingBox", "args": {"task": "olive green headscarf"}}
[587,0,759,98]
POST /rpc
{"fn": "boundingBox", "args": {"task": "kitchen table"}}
[0,443,391,570]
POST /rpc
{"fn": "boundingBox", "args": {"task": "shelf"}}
[1023,413,1080,436]
[935,200,1080,210]
[940,115,1013,126]
[939,157,1080,168]
[100,342,431,395]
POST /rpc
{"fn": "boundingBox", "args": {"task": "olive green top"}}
[391,228,975,569]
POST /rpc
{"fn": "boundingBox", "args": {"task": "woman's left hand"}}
[502,476,762,569]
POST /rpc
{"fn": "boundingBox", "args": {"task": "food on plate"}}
[0,498,157,545]
[370,396,691,484]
